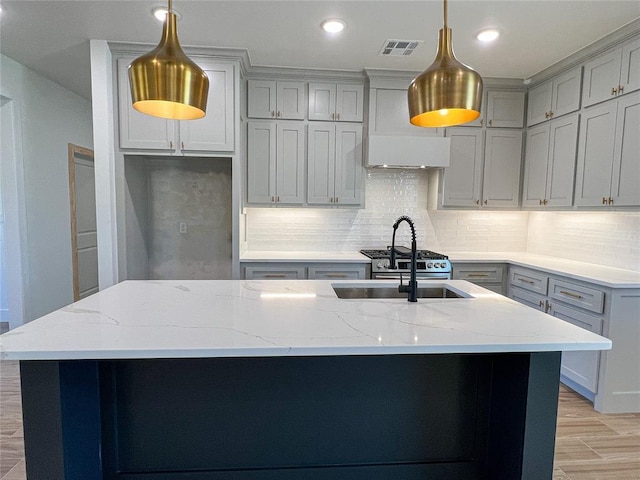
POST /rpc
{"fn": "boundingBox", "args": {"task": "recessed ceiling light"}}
[321,19,346,34]
[476,29,500,43]
[152,6,181,22]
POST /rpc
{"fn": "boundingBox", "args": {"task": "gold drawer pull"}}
[324,273,349,278]
[517,277,535,284]
[264,274,286,278]
[560,290,583,299]
[468,273,489,277]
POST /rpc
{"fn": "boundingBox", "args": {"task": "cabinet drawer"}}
[549,278,605,314]
[509,287,546,311]
[453,265,504,283]
[243,266,306,280]
[509,268,548,295]
[308,266,367,280]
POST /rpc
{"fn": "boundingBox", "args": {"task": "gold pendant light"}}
[129,0,209,120]
[408,0,483,128]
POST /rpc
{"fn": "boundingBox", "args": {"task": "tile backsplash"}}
[246,169,640,271]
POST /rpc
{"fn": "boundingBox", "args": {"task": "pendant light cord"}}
[443,0,448,28]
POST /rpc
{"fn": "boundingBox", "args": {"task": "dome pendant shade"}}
[129,8,208,120]
[408,25,483,128]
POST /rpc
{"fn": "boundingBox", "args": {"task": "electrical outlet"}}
[179,222,187,234]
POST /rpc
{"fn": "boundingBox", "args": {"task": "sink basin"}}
[333,285,466,299]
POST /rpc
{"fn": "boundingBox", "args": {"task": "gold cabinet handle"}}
[330,197,334,203]
[549,111,554,118]
[467,273,489,277]
[608,197,614,205]
[264,274,286,278]
[545,112,550,119]
[336,113,340,120]
[181,141,184,150]
[612,87,618,96]
[484,199,488,205]
[560,290,583,299]
[480,119,483,126]
[539,300,545,308]
[336,197,339,203]
[476,199,480,205]
[602,197,607,205]
[331,112,335,120]
[619,85,624,94]
[271,111,276,118]
[277,111,281,118]
[170,141,173,149]
[517,277,535,285]
[539,199,543,205]
[271,196,275,202]
[546,301,552,313]
[324,273,349,278]
[543,199,548,205]
[277,196,280,202]
[488,119,493,127]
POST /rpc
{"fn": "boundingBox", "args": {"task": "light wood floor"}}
[1,359,639,479]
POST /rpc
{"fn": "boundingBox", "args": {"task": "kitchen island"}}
[0,280,611,480]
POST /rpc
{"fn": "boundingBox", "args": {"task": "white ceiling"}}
[1,1,639,100]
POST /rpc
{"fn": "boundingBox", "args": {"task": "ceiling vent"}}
[379,39,423,57]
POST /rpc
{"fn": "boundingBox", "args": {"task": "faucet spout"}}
[390,215,418,302]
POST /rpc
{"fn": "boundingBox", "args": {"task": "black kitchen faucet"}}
[389,215,418,302]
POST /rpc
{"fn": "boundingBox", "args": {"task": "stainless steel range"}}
[360,247,451,280]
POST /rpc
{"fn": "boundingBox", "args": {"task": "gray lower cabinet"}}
[242,262,368,280]
[508,265,640,413]
[452,263,506,295]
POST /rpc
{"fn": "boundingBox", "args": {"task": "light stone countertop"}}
[240,251,640,288]
[0,280,611,361]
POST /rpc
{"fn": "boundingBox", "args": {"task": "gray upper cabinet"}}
[368,88,443,136]
[582,37,640,108]
[307,123,363,206]
[442,128,522,208]
[442,128,484,207]
[247,121,305,205]
[522,113,579,207]
[575,91,640,207]
[247,80,306,120]
[527,67,582,126]
[485,91,525,128]
[308,83,364,122]
[118,57,235,153]
[482,129,523,207]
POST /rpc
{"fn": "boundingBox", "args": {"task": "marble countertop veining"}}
[0,280,611,361]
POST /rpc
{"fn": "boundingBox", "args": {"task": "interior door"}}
[68,144,98,300]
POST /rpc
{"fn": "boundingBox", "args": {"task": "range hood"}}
[366,135,451,168]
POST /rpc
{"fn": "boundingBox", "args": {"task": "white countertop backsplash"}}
[0,280,610,361]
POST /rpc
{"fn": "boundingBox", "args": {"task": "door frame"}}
[0,92,27,329]
[68,143,96,301]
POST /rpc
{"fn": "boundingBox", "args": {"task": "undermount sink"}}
[332,283,468,300]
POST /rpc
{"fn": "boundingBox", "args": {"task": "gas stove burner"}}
[360,247,448,260]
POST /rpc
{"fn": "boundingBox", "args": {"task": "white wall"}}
[527,211,640,271]
[0,54,93,321]
[246,169,640,271]
[246,169,530,253]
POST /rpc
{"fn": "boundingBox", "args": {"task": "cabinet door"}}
[550,303,602,393]
[551,67,582,119]
[482,130,523,207]
[247,80,276,119]
[308,83,337,121]
[307,123,335,205]
[276,123,305,204]
[180,62,234,152]
[527,81,553,127]
[522,123,550,206]
[247,122,276,204]
[574,102,616,206]
[610,92,640,206]
[546,113,579,207]
[336,84,364,122]
[582,49,622,107]
[334,124,363,205]
[486,91,525,128]
[442,128,484,207]
[243,265,306,280]
[276,81,306,120]
[117,58,175,151]
[621,37,640,95]
[369,89,442,136]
